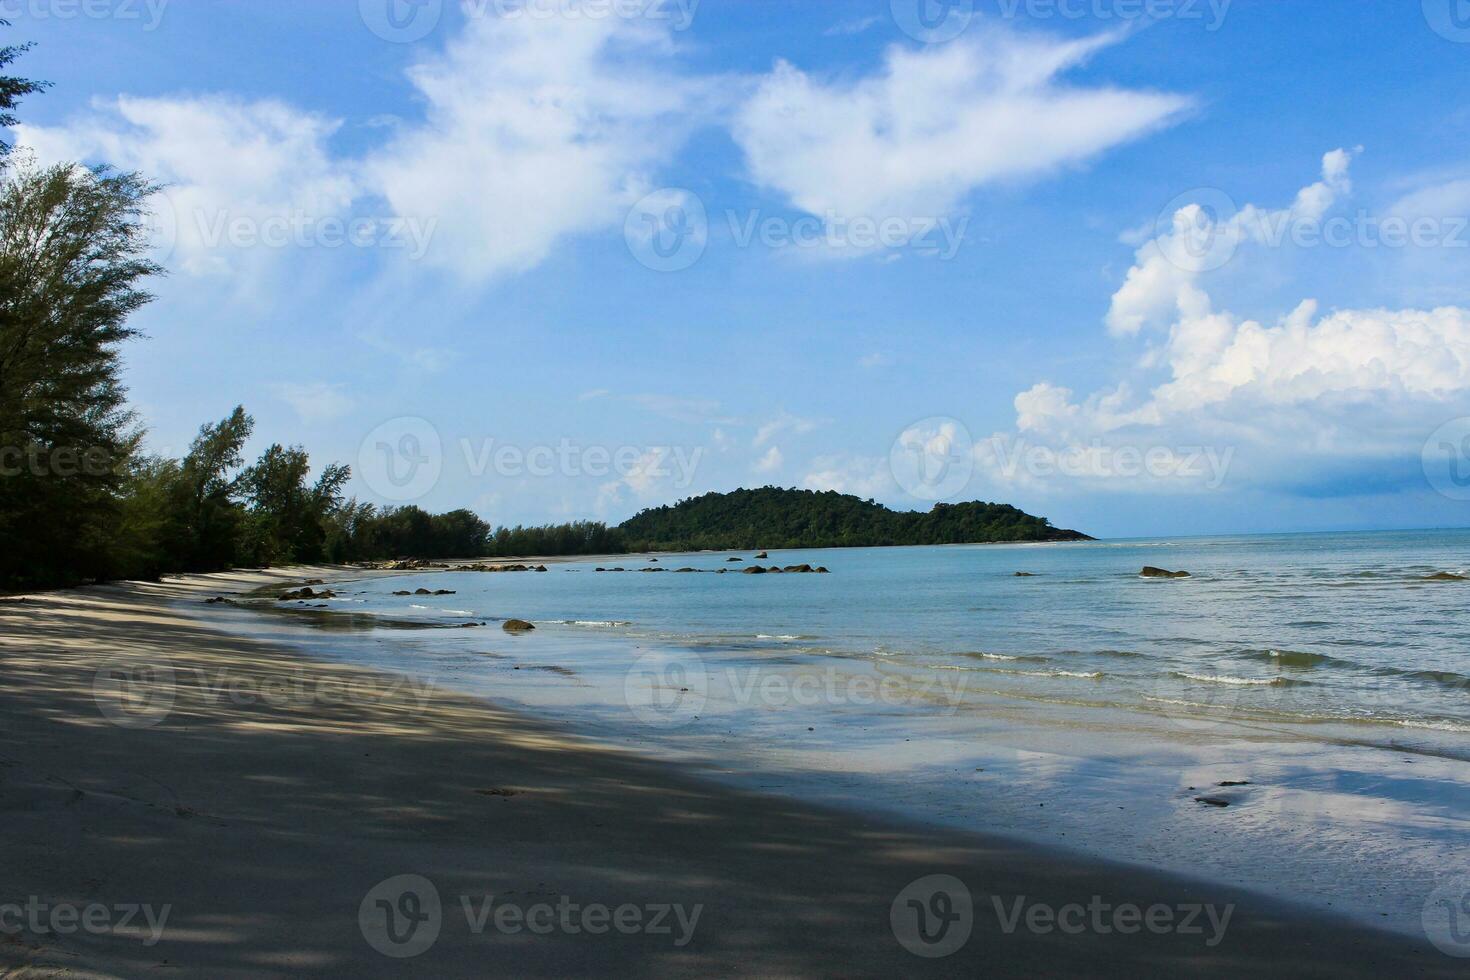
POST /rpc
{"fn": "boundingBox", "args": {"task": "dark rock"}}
[783,564,815,573]
[674,567,698,573]
[726,557,743,562]
[1217,780,1252,787]
[414,588,433,595]
[755,552,768,559]
[434,589,456,595]
[1140,566,1190,578]
[742,565,767,574]
[278,587,335,601]
[649,558,659,562]
[1423,572,1467,581]
[203,596,231,604]
[1014,572,1037,577]
[392,590,411,596]
[1193,796,1230,807]
[815,567,830,573]
[502,619,536,632]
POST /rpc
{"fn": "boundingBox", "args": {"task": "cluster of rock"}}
[359,559,448,571]
[392,588,457,596]
[743,564,829,574]
[1139,566,1190,578]
[461,563,548,573]
[593,564,829,574]
[278,586,335,601]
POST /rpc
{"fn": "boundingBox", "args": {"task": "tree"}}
[173,406,254,569]
[0,161,160,588]
[239,444,349,565]
[0,21,49,155]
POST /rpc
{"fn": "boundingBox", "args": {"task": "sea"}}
[197,529,1470,937]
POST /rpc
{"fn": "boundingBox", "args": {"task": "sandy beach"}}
[0,567,1459,978]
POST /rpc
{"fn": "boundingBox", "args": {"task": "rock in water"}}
[1140,566,1190,578]
[502,619,536,632]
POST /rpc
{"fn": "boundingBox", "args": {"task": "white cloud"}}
[802,455,894,498]
[753,445,783,473]
[271,382,355,425]
[1106,148,1355,337]
[990,150,1470,495]
[824,15,883,36]
[753,410,824,447]
[16,95,354,280]
[733,29,1188,243]
[859,352,893,369]
[361,10,716,282]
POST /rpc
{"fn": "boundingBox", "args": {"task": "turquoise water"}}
[318,529,1470,738]
[212,529,1470,936]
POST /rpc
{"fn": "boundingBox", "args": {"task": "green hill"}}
[616,487,1089,552]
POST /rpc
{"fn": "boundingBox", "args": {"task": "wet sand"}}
[0,568,1458,977]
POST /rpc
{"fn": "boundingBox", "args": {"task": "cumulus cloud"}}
[1106,148,1355,337]
[987,150,1470,495]
[733,29,1188,244]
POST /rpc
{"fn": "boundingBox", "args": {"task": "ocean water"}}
[209,529,1470,937]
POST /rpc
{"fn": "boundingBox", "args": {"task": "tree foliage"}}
[616,487,1090,551]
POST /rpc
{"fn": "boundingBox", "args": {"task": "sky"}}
[7,0,1470,538]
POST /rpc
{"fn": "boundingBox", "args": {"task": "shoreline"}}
[0,567,1460,976]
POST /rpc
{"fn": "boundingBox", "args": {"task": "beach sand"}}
[0,568,1457,977]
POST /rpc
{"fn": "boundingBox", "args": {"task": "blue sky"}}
[8,0,1470,537]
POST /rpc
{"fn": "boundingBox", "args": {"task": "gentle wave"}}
[1173,671,1299,687]
[563,620,633,628]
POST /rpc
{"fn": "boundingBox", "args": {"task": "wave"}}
[1246,648,1338,669]
[562,620,632,628]
[1172,671,1305,687]
[1404,669,1470,691]
[756,634,804,641]
[1395,718,1470,734]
